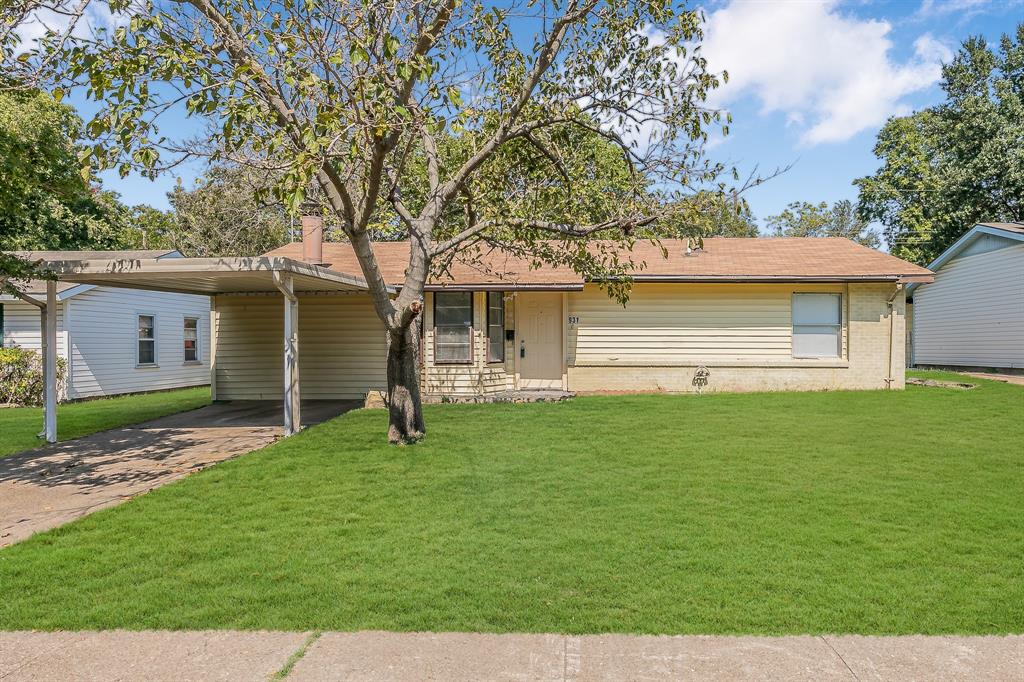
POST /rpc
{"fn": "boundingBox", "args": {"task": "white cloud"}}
[700,0,953,145]
[12,2,131,52]
[917,0,997,18]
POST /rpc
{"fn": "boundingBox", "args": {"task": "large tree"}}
[0,86,139,293]
[856,25,1024,264]
[766,199,880,248]
[6,0,753,443]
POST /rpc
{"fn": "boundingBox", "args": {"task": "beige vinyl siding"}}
[65,287,210,398]
[566,282,902,393]
[422,291,513,396]
[913,243,1024,368]
[214,293,387,400]
[568,283,848,366]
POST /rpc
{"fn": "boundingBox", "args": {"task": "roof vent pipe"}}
[301,213,324,266]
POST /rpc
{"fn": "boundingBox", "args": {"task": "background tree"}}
[767,199,880,248]
[8,0,761,443]
[0,86,141,296]
[640,191,759,240]
[700,194,759,238]
[856,25,1024,264]
[167,166,290,257]
[126,204,177,251]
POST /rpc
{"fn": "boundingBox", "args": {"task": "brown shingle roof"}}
[264,238,934,288]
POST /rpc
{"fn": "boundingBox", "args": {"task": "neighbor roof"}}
[265,238,934,289]
[906,222,1024,296]
[976,222,1024,234]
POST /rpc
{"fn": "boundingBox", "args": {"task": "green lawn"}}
[0,386,211,457]
[0,372,1021,634]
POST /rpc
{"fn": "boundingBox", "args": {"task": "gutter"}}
[627,274,928,283]
[410,275,933,290]
[421,283,584,292]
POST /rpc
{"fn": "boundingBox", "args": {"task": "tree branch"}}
[429,0,599,217]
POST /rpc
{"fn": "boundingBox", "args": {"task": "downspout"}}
[885,283,904,390]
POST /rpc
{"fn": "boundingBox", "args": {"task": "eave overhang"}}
[37,256,394,296]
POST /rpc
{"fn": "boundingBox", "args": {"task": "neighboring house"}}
[906,223,1024,371]
[0,250,211,399]
[196,236,930,400]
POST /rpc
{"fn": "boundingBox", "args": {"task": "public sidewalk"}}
[1,631,1021,681]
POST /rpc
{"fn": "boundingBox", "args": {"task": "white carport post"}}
[273,271,301,435]
[43,280,57,443]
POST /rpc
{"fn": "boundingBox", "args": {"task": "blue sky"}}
[85,0,1019,235]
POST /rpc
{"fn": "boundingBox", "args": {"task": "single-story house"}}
[35,235,931,436]
[1,250,211,399]
[240,236,931,398]
[907,222,1024,370]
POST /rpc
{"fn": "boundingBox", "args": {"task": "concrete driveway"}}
[0,400,358,548]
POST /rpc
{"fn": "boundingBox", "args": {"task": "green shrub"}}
[0,346,67,407]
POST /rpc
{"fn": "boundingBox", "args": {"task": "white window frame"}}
[183,316,201,364]
[791,293,842,359]
[136,312,158,367]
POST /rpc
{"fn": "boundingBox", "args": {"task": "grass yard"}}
[0,371,1021,634]
[0,386,211,458]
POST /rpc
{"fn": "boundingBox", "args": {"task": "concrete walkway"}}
[0,401,357,548]
[0,631,1020,681]
[964,372,1024,386]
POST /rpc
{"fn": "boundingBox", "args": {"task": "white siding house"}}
[908,223,1024,370]
[1,250,211,399]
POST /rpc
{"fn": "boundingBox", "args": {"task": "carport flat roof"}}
[40,256,390,295]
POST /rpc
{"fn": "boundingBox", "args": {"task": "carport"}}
[32,255,390,441]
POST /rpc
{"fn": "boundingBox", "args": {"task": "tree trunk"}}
[386,317,425,444]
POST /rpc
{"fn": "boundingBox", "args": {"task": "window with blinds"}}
[792,294,842,358]
[434,292,473,363]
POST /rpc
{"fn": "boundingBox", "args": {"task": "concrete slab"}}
[826,635,1024,682]
[0,400,357,548]
[567,634,854,681]
[289,632,567,681]
[1,632,1022,681]
[0,630,310,682]
[0,631,80,678]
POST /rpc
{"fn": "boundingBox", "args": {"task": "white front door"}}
[517,292,563,389]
